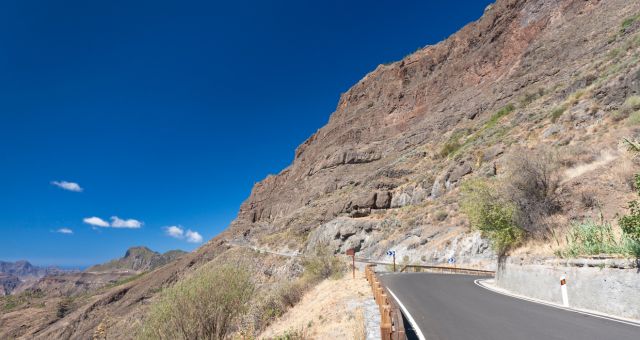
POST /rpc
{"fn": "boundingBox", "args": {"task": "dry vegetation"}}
[137,248,347,339]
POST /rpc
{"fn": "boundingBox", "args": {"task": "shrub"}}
[519,88,545,107]
[614,95,640,122]
[621,13,640,33]
[139,265,255,340]
[627,111,640,125]
[439,140,462,158]
[550,105,567,122]
[301,247,346,282]
[434,210,448,221]
[503,147,560,235]
[560,220,626,257]
[460,179,524,254]
[619,174,640,242]
[486,104,515,130]
[56,296,73,318]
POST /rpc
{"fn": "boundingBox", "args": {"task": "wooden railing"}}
[364,263,494,339]
[365,265,406,340]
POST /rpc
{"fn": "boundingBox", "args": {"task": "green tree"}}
[460,179,525,255]
[619,174,640,242]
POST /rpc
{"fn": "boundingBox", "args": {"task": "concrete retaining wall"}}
[496,257,640,320]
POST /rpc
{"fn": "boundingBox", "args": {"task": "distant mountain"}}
[86,246,187,273]
[0,274,21,296]
[0,261,70,296]
[0,260,59,278]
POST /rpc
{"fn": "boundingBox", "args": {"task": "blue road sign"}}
[387,250,396,256]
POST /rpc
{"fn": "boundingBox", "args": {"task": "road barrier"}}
[398,264,495,276]
[365,264,407,340]
[364,262,495,340]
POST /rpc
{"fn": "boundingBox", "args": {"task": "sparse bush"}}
[139,265,255,340]
[519,88,545,107]
[273,329,305,340]
[434,210,448,221]
[56,296,73,319]
[628,111,640,125]
[619,96,640,123]
[301,247,346,282]
[621,13,640,33]
[619,174,640,242]
[550,105,567,122]
[486,104,515,130]
[503,147,560,236]
[580,191,599,209]
[277,280,307,308]
[439,140,462,158]
[612,109,628,122]
[460,179,524,254]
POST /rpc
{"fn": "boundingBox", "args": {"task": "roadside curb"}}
[475,278,640,328]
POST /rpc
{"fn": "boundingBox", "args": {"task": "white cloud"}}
[51,180,83,192]
[164,225,203,243]
[56,228,73,234]
[185,230,203,243]
[165,225,184,238]
[110,216,143,229]
[83,216,110,227]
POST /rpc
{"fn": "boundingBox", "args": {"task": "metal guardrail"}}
[365,265,406,340]
[399,264,495,276]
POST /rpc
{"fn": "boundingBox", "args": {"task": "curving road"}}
[379,273,640,340]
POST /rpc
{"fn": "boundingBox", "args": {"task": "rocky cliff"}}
[3,0,640,338]
[228,0,640,265]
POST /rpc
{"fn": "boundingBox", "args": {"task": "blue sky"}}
[0,0,493,267]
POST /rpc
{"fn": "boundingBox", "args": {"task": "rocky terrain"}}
[0,261,73,296]
[2,0,640,338]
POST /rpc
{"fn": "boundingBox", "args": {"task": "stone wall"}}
[496,257,640,320]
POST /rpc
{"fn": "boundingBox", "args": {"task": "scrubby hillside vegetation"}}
[2,0,640,338]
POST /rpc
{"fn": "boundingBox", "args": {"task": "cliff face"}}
[229,0,640,262]
[4,0,640,338]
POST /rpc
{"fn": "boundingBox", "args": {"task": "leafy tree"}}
[460,179,525,255]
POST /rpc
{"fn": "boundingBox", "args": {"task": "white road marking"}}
[474,279,640,328]
[387,288,426,340]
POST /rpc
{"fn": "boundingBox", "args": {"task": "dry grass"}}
[351,308,366,340]
[259,270,372,340]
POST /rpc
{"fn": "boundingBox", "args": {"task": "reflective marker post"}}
[560,275,569,306]
[386,250,396,272]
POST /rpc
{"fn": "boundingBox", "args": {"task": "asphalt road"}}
[379,273,640,340]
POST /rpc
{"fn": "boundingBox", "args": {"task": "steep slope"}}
[86,247,187,273]
[228,0,640,264]
[3,0,640,338]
